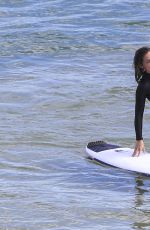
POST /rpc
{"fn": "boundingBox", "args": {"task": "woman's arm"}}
[134,83,146,141]
[133,83,146,157]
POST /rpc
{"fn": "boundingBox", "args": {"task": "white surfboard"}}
[86,141,150,176]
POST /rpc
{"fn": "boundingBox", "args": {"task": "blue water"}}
[1,0,150,229]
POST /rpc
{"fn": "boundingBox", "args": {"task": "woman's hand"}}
[132,140,145,157]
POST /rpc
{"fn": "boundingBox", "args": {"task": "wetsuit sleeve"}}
[134,83,146,140]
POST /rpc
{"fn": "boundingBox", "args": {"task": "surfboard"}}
[86,141,150,176]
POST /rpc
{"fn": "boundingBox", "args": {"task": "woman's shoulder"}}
[137,76,150,93]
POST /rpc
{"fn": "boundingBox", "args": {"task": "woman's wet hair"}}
[134,46,150,82]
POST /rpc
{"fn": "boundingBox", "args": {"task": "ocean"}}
[0,0,150,229]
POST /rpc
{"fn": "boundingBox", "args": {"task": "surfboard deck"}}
[86,141,150,176]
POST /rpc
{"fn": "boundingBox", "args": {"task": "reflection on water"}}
[132,177,150,230]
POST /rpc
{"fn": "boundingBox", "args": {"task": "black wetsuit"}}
[135,72,150,140]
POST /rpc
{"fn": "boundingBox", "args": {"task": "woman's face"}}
[143,51,150,73]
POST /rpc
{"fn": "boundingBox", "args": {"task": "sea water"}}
[0,0,150,229]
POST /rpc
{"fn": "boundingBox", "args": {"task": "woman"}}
[133,47,150,157]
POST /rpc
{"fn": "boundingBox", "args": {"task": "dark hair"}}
[134,46,150,82]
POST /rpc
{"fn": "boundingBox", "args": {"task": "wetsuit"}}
[135,72,150,140]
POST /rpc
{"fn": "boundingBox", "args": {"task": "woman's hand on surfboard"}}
[132,140,145,157]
